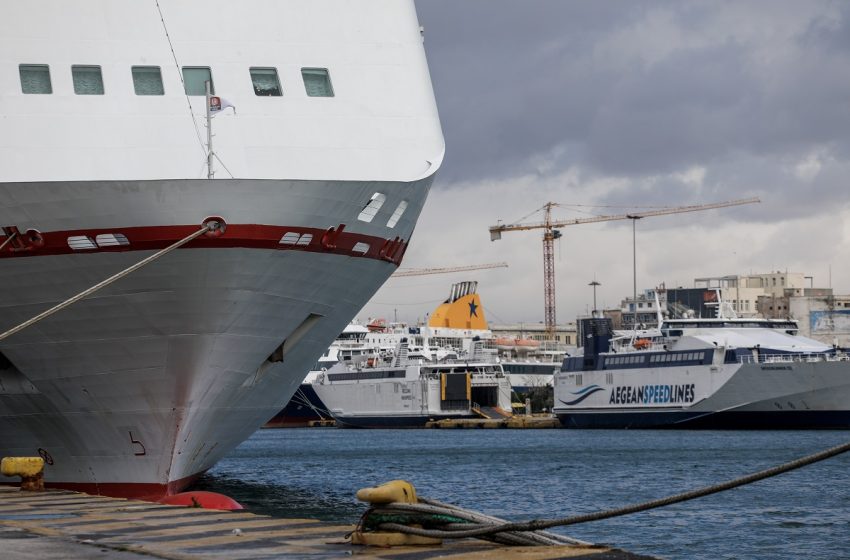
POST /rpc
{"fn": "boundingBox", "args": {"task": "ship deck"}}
[0,487,654,559]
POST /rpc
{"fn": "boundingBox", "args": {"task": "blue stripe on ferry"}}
[559,385,605,406]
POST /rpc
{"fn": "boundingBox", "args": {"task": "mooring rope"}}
[0,223,216,343]
[370,439,850,542]
[0,231,18,252]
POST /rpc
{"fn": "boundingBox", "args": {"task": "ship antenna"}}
[154,0,207,165]
[205,80,214,179]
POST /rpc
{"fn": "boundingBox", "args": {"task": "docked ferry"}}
[312,340,513,428]
[554,310,850,428]
[0,0,443,497]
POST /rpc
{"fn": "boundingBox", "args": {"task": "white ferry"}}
[0,0,443,497]
[554,306,850,428]
[312,340,513,428]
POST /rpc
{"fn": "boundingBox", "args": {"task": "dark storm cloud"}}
[415,0,850,199]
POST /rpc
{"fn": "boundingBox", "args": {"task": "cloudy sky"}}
[360,1,850,326]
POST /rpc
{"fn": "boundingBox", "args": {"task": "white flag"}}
[209,96,236,116]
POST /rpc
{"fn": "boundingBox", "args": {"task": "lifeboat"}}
[367,318,387,332]
[493,337,517,351]
[633,338,651,350]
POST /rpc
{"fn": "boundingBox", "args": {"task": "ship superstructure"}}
[0,0,443,496]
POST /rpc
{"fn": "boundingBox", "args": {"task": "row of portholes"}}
[67,234,129,250]
[17,64,334,98]
[65,231,387,259]
[358,193,407,228]
[278,232,371,255]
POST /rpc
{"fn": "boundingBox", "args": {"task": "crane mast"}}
[489,197,760,339]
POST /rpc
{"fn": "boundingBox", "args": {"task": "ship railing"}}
[738,352,850,364]
[609,337,674,353]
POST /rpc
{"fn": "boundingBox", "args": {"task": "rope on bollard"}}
[371,438,850,543]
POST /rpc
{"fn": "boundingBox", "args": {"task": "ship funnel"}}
[580,317,613,371]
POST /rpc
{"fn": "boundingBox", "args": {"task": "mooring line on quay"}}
[363,438,850,543]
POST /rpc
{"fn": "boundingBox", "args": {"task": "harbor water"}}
[195,428,850,559]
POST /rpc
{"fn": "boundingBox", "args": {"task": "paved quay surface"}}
[0,486,656,559]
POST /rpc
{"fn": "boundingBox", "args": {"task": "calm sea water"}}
[194,429,850,559]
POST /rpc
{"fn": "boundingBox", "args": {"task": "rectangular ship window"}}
[250,67,282,96]
[132,66,164,95]
[301,68,334,97]
[19,64,52,94]
[72,65,104,95]
[386,200,408,228]
[352,242,370,254]
[182,67,213,96]
[357,192,386,223]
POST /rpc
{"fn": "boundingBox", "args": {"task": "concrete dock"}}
[0,486,656,559]
[426,415,561,429]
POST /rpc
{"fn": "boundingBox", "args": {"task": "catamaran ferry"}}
[554,309,850,429]
[0,0,443,497]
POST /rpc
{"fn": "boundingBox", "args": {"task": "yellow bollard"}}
[356,479,418,505]
[352,480,442,547]
[1,457,45,491]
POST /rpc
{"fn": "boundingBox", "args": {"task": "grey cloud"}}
[416,0,850,201]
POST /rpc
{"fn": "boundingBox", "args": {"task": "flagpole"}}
[205,80,214,179]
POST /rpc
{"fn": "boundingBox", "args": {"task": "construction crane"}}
[489,197,760,338]
[391,261,508,277]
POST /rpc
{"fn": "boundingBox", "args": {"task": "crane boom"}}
[392,262,509,277]
[489,197,760,237]
[488,197,760,338]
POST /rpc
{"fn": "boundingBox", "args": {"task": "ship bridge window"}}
[182,67,214,96]
[357,193,386,223]
[386,200,408,228]
[72,65,104,95]
[250,67,282,96]
[19,64,52,94]
[132,66,164,95]
[302,68,334,97]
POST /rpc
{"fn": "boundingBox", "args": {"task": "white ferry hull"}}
[555,360,850,429]
[0,177,432,496]
[315,371,513,429]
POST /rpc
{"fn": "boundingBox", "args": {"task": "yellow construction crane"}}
[489,197,760,337]
[392,262,508,277]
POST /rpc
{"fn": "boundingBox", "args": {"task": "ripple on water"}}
[194,429,850,560]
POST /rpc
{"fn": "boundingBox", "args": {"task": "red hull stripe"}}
[0,223,409,265]
[0,472,202,501]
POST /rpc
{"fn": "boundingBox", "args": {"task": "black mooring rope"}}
[373,438,850,541]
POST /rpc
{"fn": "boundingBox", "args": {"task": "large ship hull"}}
[0,177,431,496]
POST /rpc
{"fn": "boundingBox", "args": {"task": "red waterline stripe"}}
[0,223,409,265]
[0,472,201,501]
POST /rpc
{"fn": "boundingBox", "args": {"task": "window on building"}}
[250,67,282,96]
[302,68,333,97]
[182,67,213,96]
[19,64,52,94]
[132,66,164,95]
[72,65,104,95]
